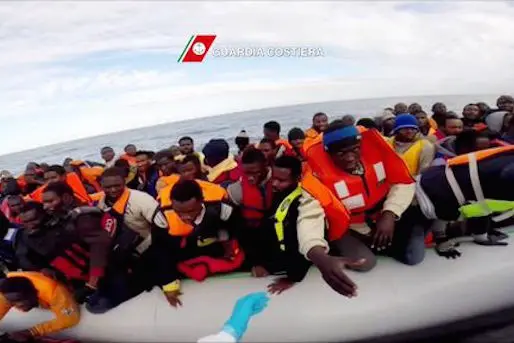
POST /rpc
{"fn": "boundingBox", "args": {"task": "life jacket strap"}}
[444,164,466,206]
[274,186,303,251]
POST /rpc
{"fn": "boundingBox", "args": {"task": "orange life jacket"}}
[240,176,273,227]
[301,171,350,241]
[276,138,294,156]
[163,183,228,236]
[305,128,320,140]
[159,177,227,210]
[305,128,414,225]
[16,175,27,191]
[75,166,103,193]
[120,154,137,166]
[28,173,91,204]
[429,117,438,130]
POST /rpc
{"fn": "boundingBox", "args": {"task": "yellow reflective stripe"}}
[197,237,218,247]
[274,186,303,251]
[163,280,181,292]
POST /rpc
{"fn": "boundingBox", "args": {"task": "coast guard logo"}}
[192,42,206,56]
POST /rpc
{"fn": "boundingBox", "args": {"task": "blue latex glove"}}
[223,292,270,341]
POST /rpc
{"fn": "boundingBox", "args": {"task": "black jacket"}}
[420,150,514,221]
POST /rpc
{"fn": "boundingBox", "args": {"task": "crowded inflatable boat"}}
[1,96,514,342]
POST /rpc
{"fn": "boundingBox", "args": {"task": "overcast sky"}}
[1,1,514,155]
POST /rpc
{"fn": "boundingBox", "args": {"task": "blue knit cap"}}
[393,113,419,133]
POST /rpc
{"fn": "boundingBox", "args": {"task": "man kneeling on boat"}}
[154,179,244,308]
[416,145,514,257]
[0,272,80,341]
[303,120,426,267]
[253,155,358,294]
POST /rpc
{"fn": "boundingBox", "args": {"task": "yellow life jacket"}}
[388,138,426,176]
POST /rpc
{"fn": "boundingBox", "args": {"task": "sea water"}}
[0,94,498,175]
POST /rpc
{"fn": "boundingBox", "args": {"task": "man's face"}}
[7,197,24,216]
[394,103,408,115]
[258,143,276,163]
[272,166,296,193]
[463,105,480,120]
[44,171,65,184]
[173,198,203,225]
[290,138,304,150]
[101,175,125,200]
[156,157,175,176]
[313,115,328,132]
[42,191,67,214]
[101,148,115,162]
[179,162,197,181]
[125,145,137,156]
[433,103,447,116]
[242,162,267,186]
[179,140,194,155]
[263,128,278,141]
[396,128,418,142]
[444,119,464,136]
[20,209,44,232]
[135,154,151,174]
[24,170,37,184]
[382,118,395,132]
[329,143,361,173]
[4,293,37,312]
[415,113,429,128]
[498,100,514,113]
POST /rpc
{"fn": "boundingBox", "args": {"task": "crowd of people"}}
[1,95,514,341]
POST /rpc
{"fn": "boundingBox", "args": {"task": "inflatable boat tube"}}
[2,228,514,342]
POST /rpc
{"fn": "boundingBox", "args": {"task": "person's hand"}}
[319,257,364,297]
[224,292,270,341]
[435,240,462,259]
[164,290,182,308]
[251,265,269,278]
[267,278,295,295]
[7,330,32,342]
[372,211,397,250]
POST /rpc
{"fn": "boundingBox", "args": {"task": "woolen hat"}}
[393,113,419,133]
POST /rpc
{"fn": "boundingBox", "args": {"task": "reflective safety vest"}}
[274,186,303,251]
[305,128,414,225]
[274,173,351,246]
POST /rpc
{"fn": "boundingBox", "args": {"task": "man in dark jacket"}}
[17,182,112,302]
[259,156,312,294]
[154,180,244,308]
